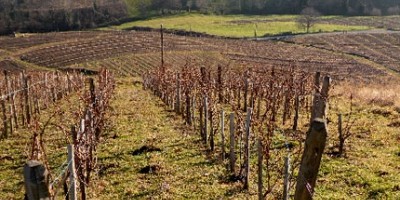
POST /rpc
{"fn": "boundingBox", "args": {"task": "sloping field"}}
[287,32,400,74]
[0,29,400,199]
[8,30,393,83]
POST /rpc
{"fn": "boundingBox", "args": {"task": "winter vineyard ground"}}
[0,27,400,199]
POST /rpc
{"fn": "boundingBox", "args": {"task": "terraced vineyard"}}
[1,29,400,199]
[287,32,400,75]
[2,30,393,83]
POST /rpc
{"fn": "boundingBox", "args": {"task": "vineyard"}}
[319,16,400,31]
[0,27,400,199]
[287,32,400,75]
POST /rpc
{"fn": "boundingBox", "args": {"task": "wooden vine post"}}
[192,96,196,128]
[294,119,328,200]
[23,160,51,200]
[210,109,214,151]
[243,75,249,112]
[204,96,208,144]
[283,156,291,200]
[1,98,7,138]
[220,110,225,161]
[295,75,331,200]
[338,113,344,156]
[312,75,331,120]
[9,75,18,129]
[229,113,236,174]
[68,145,77,200]
[23,73,31,126]
[185,87,191,125]
[175,73,181,114]
[160,24,164,68]
[293,94,300,131]
[4,70,14,135]
[257,138,263,200]
[244,108,252,190]
[217,65,223,103]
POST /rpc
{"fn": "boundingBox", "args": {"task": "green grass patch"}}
[106,13,370,37]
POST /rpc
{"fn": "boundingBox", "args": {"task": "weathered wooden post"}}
[23,160,51,200]
[243,76,249,112]
[175,73,181,114]
[229,113,235,174]
[338,113,344,156]
[67,145,77,200]
[9,104,14,135]
[192,96,196,128]
[294,119,328,200]
[217,65,223,103]
[244,108,252,190]
[311,76,331,122]
[10,79,18,128]
[160,24,164,68]
[257,138,263,200]
[3,70,14,135]
[293,95,300,131]
[220,110,225,161]
[88,78,96,106]
[283,156,291,200]
[204,96,208,144]
[199,100,204,139]
[1,98,8,139]
[67,73,72,94]
[210,109,214,151]
[23,73,31,126]
[186,89,191,125]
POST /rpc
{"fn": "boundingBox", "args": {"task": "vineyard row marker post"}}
[23,72,31,126]
[257,138,263,200]
[160,24,164,67]
[294,119,328,200]
[293,94,300,131]
[175,73,181,114]
[311,76,331,122]
[1,98,7,138]
[244,107,252,190]
[210,109,214,151]
[283,156,291,200]
[204,96,208,144]
[220,109,225,161]
[68,145,77,200]
[229,113,235,174]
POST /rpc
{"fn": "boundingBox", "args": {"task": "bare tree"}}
[297,7,320,33]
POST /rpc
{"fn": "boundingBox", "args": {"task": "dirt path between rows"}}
[89,78,251,199]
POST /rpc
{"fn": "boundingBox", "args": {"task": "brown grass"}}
[333,81,400,108]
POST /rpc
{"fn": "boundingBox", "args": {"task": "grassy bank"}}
[105,13,370,37]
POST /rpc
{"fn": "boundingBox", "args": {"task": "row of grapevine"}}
[143,64,331,198]
[0,70,85,139]
[22,68,115,200]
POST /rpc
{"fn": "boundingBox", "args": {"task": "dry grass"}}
[333,81,400,108]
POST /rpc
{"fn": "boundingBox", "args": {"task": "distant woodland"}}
[0,0,127,34]
[128,0,400,16]
[1,0,400,34]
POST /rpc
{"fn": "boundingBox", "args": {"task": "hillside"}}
[0,26,400,198]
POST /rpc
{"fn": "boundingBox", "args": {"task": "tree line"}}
[0,0,127,35]
[1,0,400,35]
[132,0,400,16]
